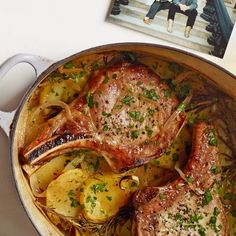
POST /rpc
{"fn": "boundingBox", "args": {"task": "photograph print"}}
[107,0,236,58]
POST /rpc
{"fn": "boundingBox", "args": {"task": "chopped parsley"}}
[131,181,138,188]
[67,190,79,207]
[106,196,112,201]
[131,130,139,139]
[103,75,110,84]
[214,207,220,216]
[91,61,100,70]
[70,198,79,207]
[172,153,179,161]
[145,126,153,138]
[64,62,73,69]
[71,73,79,83]
[159,192,165,200]
[86,195,97,209]
[186,175,193,184]
[129,111,141,121]
[202,189,213,206]
[102,111,111,117]
[177,102,186,112]
[144,164,148,173]
[164,89,171,98]
[211,166,221,174]
[103,125,109,131]
[198,228,206,236]
[143,89,159,101]
[208,129,217,146]
[175,212,183,224]
[86,91,94,108]
[91,183,108,194]
[148,108,155,117]
[122,95,133,106]
[79,70,86,78]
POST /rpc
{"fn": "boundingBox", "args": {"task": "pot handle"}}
[0,54,54,137]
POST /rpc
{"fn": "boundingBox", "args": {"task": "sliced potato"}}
[30,155,74,196]
[39,80,78,105]
[79,173,138,222]
[46,169,87,217]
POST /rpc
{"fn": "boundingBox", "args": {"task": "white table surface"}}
[0,1,235,235]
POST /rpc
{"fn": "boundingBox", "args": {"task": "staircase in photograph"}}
[107,0,214,54]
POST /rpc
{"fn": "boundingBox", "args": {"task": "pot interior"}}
[11,43,236,236]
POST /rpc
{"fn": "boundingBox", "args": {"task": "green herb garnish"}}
[86,91,94,108]
[202,189,213,206]
[86,195,97,209]
[131,130,139,140]
[148,108,155,117]
[211,166,221,174]
[91,183,108,194]
[103,75,110,84]
[106,196,112,201]
[209,129,217,146]
[164,89,171,98]
[177,102,186,112]
[122,95,133,106]
[143,89,159,101]
[64,62,73,69]
[129,111,141,120]
[103,125,109,131]
[145,126,153,138]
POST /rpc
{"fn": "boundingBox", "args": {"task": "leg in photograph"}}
[167,4,179,32]
[184,9,198,38]
[144,0,161,24]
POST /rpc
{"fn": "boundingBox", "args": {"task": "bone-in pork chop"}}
[132,122,228,235]
[22,58,186,172]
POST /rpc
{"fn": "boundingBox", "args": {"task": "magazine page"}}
[107,0,236,60]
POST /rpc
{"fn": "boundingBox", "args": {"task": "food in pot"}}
[19,51,236,235]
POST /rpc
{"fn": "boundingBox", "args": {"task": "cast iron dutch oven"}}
[0,43,236,235]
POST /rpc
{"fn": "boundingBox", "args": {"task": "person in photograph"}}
[167,0,198,38]
[143,0,172,24]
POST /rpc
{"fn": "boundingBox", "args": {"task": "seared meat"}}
[23,59,186,172]
[132,122,228,236]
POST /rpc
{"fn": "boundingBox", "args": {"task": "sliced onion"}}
[119,175,139,190]
[163,94,192,131]
[63,156,84,172]
[33,101,73,121]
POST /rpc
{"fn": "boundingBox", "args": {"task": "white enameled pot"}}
[0,43,236,236]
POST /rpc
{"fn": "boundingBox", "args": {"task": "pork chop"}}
[132,122,228,236]
[22,58,186,172]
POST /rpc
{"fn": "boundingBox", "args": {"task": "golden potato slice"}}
[46,169,87,217]
[79,173,138,222]
[30,155,74,196]
[39,80,78,105]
